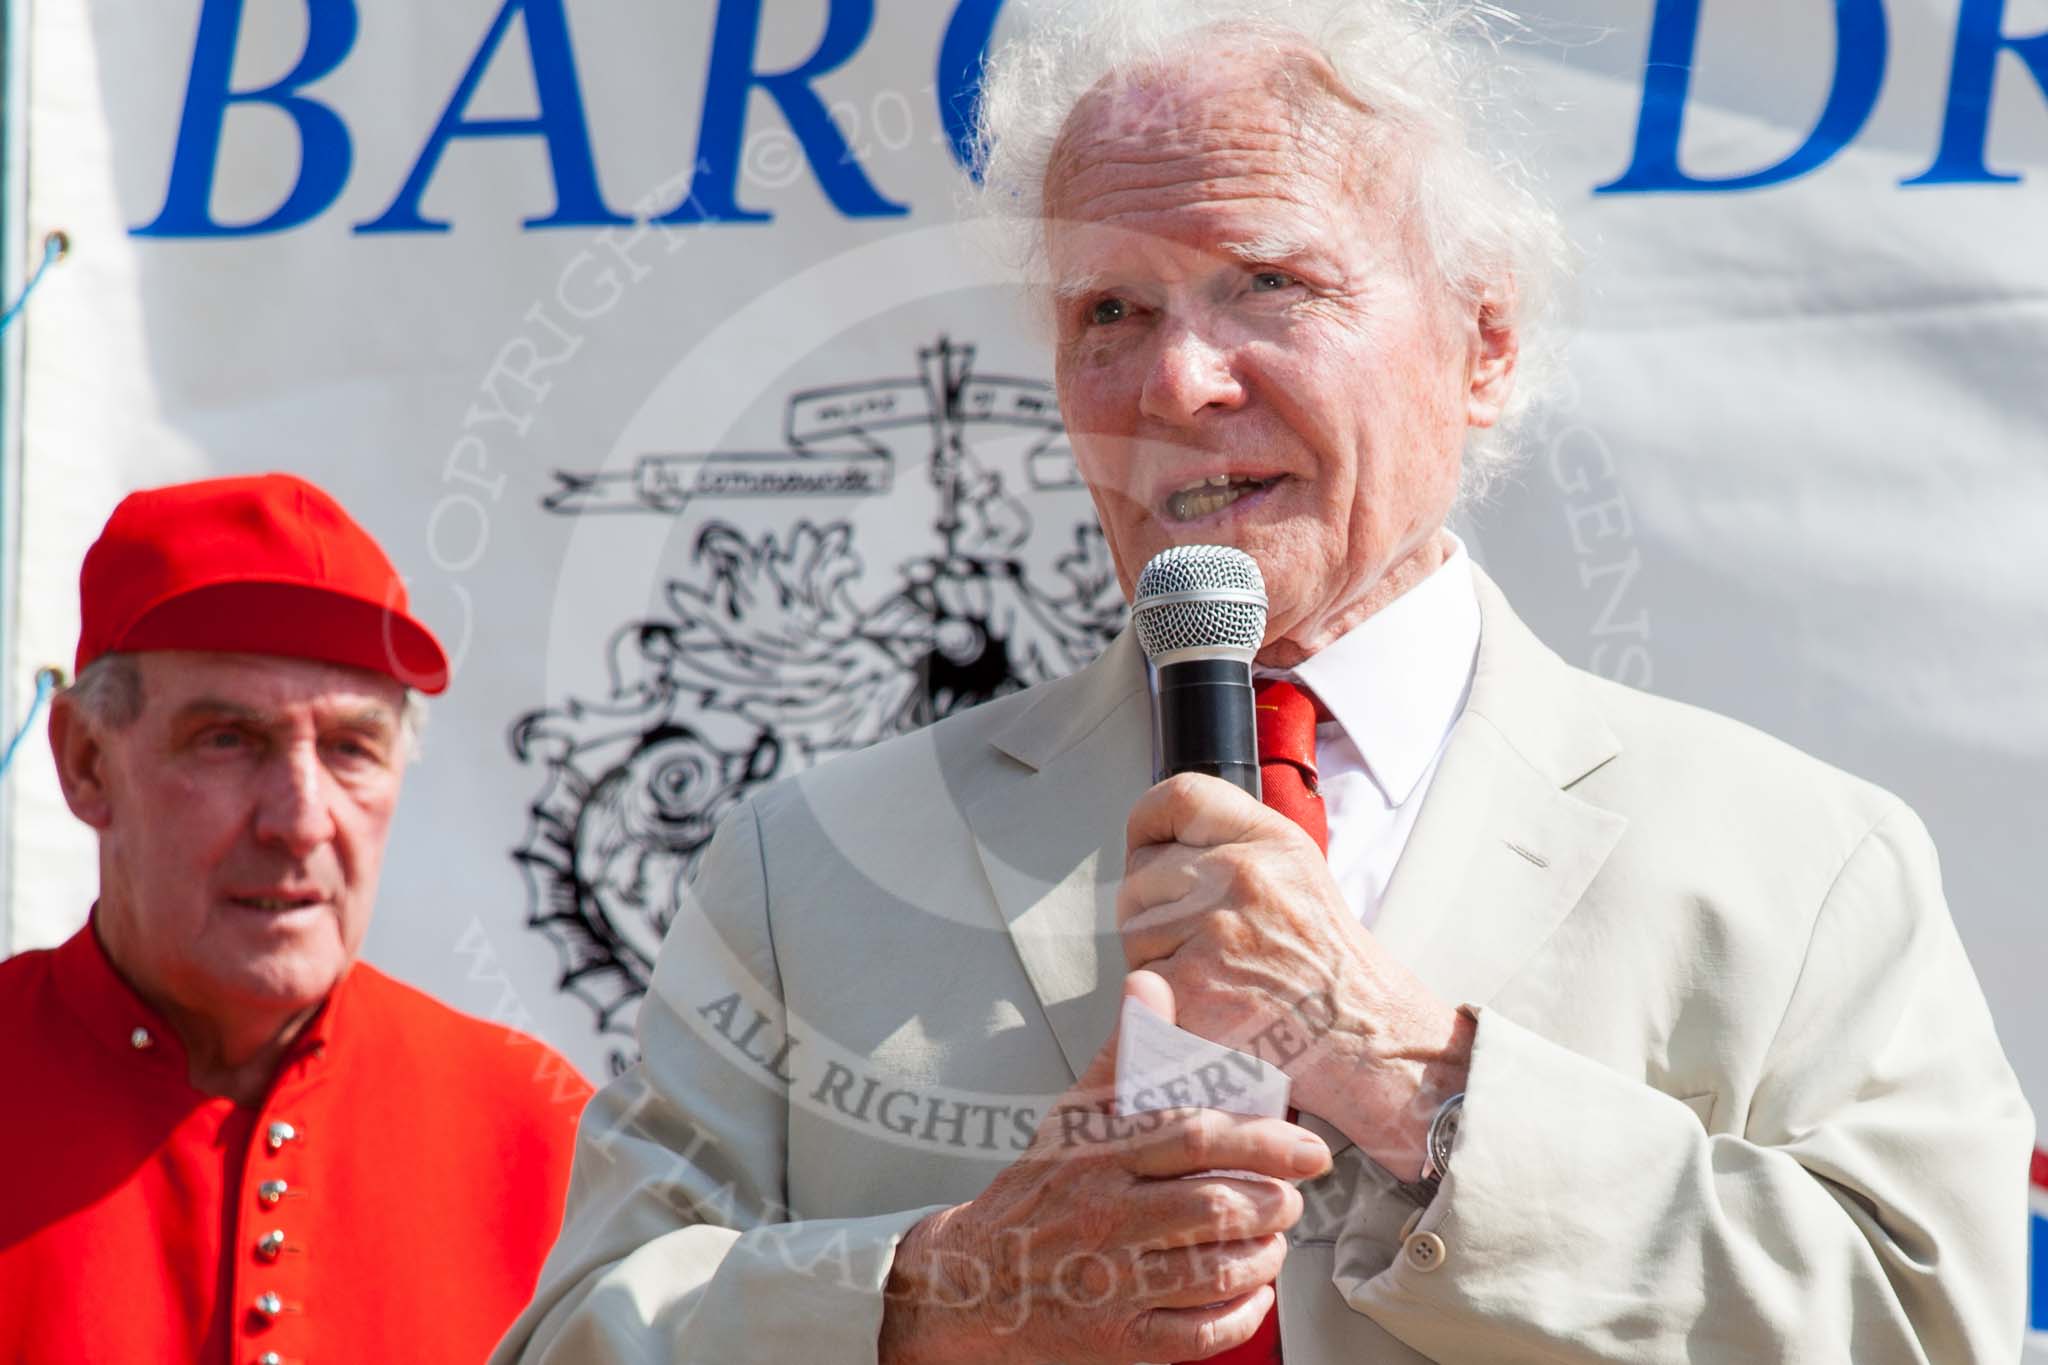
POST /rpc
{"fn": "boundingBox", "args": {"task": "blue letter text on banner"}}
[357,0,627,233]
[1596,0,1888,195]
[1903,0,2048,185]
[655,0,908,225]
[133,0,358,238]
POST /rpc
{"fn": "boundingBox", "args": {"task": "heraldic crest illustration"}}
[512,338,1127,1069]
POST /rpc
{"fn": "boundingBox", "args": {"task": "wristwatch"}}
[1413,1091,1464,1203]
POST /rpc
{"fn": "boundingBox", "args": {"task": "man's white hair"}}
[65,653,429,760]
[974,0,1572,499]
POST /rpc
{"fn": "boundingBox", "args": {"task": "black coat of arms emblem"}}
[511,338,1125,1069]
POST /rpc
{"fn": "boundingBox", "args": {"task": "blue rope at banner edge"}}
[0,231,68,335]
[0,235,75,777]
[0,667,64,779]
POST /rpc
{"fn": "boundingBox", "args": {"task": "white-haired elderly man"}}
[497,3,2032,1362]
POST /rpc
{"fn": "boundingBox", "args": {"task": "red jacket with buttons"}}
[0,922,594,1363]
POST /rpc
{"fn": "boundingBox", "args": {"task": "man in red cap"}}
[0,473,594,1363]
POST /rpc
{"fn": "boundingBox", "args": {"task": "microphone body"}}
[1132,546,1270,800]
[1153,657,1261,795]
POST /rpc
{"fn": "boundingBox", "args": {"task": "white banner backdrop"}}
[10,0,2046,1341]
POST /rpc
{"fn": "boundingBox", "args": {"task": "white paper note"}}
[1114,996,1290,1122]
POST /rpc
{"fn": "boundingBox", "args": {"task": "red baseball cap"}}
[76,473,450,694]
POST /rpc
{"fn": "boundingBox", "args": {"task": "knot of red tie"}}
[1254,678,1329,855]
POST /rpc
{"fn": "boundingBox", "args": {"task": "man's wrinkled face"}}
[1045,51,1513,660]
[81,652,407,1019]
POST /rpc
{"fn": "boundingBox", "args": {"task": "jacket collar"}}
[967,628,1154,1077]
[985,625,1149,773]
[966,564,1627,1084]
[1365,566,1627,1011]
[51,910,349,1097]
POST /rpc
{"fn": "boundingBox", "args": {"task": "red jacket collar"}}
[49,910,351,1098]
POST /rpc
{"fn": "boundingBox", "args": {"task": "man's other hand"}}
[879,971,1330,1365]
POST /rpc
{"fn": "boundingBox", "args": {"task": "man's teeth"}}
[1168,476,1268,521]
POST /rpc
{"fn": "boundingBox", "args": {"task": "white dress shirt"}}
[1261,536,1481,928]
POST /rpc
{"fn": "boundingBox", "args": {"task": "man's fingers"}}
[1131,1234,1290,1310]
[1127,1284,1277,1362]
[1126,772,1276,857]
[1117,843,1200,927]
[1116,849,1209,968]
[1116,847,1220,936]
[1115,1176,1301,1250]
[1120,1109,1330,1182]
[1119,898,1223,969]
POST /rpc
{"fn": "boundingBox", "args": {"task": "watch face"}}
[1429,1097,1463,1172]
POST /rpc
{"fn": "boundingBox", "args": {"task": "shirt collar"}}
[1269,533,1481,807]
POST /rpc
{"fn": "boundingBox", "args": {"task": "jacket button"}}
[129,1027,153,1050]
[1403,1230,1448,1273]
[251,1290,283,1320]
[257,1354,283,1365]
[257,1179,289,1208]
[266,1120,298,1152]
[256,1229,286,1261]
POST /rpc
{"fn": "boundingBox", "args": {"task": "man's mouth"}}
[227,894,325,912]
[1163,474,1282,523]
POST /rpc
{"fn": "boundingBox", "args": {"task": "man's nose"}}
[252,746,338,855]
[1138,319,1245,425]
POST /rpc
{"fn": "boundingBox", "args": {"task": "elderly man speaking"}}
[500,2,2032,1362]
[0,474,592,1362]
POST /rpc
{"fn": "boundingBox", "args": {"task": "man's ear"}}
[49,698,115,830]
[1465,282,1520,429]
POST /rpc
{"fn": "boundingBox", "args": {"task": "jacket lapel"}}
[1370,566,1628,1008]
[965,629,1152,1081]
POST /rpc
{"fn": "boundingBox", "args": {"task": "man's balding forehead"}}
[1041,45,1397,220]
[1047,33,1376,158]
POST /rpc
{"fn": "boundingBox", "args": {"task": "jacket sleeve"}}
[492,797,949,1365]
[1344,801,2035,1363]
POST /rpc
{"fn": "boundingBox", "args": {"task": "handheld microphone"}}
[1132,546,1269,798]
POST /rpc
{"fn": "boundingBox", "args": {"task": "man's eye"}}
[201,728,247,751]
[327,737,386,766]
[1250,270,1296,292]
[1089,297,1129,326]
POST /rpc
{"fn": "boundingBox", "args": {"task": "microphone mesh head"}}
[1132,546,1268,661]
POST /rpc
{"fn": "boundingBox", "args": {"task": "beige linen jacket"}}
[495,567,2032,1363]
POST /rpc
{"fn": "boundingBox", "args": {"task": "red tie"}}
[1253,678,1329,856]
[1178,679,1328,1365]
